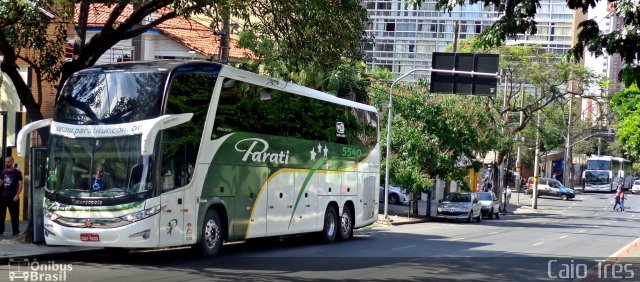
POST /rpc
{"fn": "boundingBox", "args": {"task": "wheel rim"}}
[389,195,398,204]
[326,211,336,236]
[204,218,220,249]
[340,211,352,236]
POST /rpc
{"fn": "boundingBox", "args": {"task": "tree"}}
[0,0,71,141]
[450,38,602,194]
[370,78,497,216]
[408,0,640,85]
[611,85,640,158]
[235,0,368,76]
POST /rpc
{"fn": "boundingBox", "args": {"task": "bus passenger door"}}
[31,147,48,244]
[158,144,187,247]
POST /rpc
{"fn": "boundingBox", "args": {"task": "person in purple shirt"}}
[0,156,23,237]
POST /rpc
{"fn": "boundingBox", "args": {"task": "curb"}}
[376,217,436,226]
[0,246,102,264]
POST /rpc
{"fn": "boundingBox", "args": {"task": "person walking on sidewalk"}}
[0,157,23,236]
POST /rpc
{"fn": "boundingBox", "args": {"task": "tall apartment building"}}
[364,0,574,78]
[581,0,623,124]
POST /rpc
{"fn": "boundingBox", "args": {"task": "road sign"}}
[430,52,500,96]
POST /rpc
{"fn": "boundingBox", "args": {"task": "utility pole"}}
[564,94,574,188]
[78,0,90,49]
[452,20,459,53]
[498,74,508,212]
[219,3,230,64]
[597,138,602,155]
[533,89,541,209]
[133,0,145,61]
[515,84,525,193]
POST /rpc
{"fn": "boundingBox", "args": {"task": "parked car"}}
[631,180,640,194]
[379,185,410,205]
[436,192,482,223]
[526,177,575,200]
[476,192,500,219]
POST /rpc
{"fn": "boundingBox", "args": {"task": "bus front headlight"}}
[121,203,166,223]
[45,210,60,221]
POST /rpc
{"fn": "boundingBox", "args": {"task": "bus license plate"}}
[80,233,100,242]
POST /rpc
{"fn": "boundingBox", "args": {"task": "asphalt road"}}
[2,192,640,281]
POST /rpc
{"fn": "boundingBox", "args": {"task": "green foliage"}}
[612,85,640,158]
[0,1,71,82]
[235,0,369,75]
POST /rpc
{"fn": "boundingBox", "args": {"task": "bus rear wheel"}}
[192,209,222,258]
[320,206,337,243]
[338,206,353,241]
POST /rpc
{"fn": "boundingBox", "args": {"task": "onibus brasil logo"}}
[8,258,72,281]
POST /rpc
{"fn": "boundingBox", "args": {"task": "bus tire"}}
[320,205,338,243]
[192,209,222,258]
[338,206,353,241]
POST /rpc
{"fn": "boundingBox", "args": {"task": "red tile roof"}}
[76,4,253,60]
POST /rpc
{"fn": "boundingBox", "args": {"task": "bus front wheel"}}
[192,209,222,258]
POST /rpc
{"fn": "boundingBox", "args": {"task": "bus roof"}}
[587,155,630,162]
[78,60,377,113]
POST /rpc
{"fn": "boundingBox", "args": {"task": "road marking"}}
[572,203,576,206]
[578,230,586,233]
[488,231,499,235]
[449,237,466,241]
[401,226,439,232]
[560,235,569,239]
[533,242,545,246]
[391,244,416,251]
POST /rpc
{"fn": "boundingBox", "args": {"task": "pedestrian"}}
[619,189,626,212]
[0,157,24,237]
[614,187,623,211]
[502,186,511,213]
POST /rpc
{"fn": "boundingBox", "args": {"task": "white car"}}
[379,185,410,205]
[631,180,640,194]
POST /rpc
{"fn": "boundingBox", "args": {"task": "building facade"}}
[364,0,575,78]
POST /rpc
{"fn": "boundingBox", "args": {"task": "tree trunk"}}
[412,191,419,217]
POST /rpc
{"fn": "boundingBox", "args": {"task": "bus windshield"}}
[46,135,153,205]
[584,170,610,185]
[54,70,165,124]
[443,193,471,203]
[587,160,611,170]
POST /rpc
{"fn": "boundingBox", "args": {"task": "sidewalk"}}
[1,221,98,263]
[376,192,537,225]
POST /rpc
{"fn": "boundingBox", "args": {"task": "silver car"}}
[476,192,500,219]
[436,192,483,223]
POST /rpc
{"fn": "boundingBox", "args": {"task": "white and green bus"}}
[18,60,380,257]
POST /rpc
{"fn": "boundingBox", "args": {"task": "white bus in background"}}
[18,60,380,258]
[582,155,632,192]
